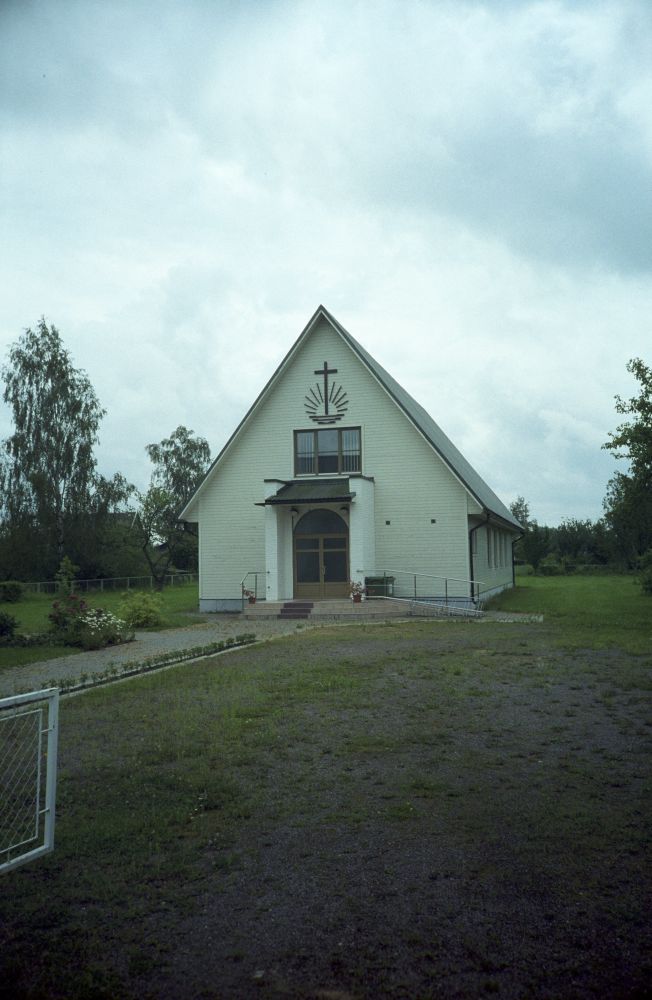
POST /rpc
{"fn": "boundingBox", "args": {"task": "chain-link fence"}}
[0,689,59,875]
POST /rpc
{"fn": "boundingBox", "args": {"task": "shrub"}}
[49,593,90,644]
[0,580,24,603]
[49,594,133,648]
[117,591,164,628]
[0,611,18,639]
[76,609,133,651]
[55,556,79,595]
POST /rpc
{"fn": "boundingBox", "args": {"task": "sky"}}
[1,0,651,526]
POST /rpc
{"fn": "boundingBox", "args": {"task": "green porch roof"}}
[264,479,354,505]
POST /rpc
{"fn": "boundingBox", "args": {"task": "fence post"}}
[413,574,417,599]
[445,578,448,606]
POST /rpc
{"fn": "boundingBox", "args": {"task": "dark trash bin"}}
[365,576,395,597]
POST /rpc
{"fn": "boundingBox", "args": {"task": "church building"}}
[180,306,522,611]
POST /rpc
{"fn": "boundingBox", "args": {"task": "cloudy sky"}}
[2,0,651,525]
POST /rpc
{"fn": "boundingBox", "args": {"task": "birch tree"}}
[1,318,105,569]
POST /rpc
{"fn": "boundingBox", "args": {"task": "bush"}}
[49,594,133,649]
[117,591,164,628]
[49,593,90,644]
[75,609,134,651]
[638,549,652,595]
[0,580,24,603]
[0,611,18,639]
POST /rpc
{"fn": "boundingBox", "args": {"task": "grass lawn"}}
[0,582,202,670]
[489,573,651,653]
[1,577,650,999]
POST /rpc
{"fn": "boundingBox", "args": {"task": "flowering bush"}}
[349,580,366,599]
[49,594,133,649]
[76,609,133,650]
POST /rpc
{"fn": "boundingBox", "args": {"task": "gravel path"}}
[0,616,313,696]
[0,610,540,697]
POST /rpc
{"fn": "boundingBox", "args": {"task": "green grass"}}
[1,575,650,997]
[0,582,202,669]
[487,573,651,652]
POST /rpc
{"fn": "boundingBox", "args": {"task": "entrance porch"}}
[261,475,376,603]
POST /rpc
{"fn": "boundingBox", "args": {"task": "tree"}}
[522,523,550,573]
[509,496,531,531]
[604,358,652,487]
[509,496,534,564]
[134,426,211,587]
[145,425,211,510]
[603,358,652,569]
[1,319,106,573]
[603,472,652,568]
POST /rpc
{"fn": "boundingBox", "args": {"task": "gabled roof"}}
[180,305,521,531]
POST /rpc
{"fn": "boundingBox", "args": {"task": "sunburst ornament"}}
[304,361,349,424]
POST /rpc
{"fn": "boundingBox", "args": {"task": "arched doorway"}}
[294,508,349,599]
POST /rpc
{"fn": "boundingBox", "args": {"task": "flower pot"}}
[352,594,362,603]
[248,597,256,605]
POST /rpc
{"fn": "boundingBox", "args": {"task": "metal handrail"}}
[240,571,266,611]
[357,567,485,605]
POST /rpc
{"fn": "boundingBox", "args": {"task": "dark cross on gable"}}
[314,361,338,417]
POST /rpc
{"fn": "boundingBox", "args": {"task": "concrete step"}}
[242,598,411,621]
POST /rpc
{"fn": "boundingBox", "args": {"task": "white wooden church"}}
[180,306,522,611]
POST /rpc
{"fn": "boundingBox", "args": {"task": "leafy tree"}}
[603,358,652,571]
[134,427,211,587]
[553,517,611,565]
[1,319,105,571]
[145,425,211,510]
[509,496,531,530]
[603,472,652,568]
[522,523,550,573]
[604,358,652,486]
[509,496,536,564]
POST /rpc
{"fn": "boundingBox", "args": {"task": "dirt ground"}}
[136,629,651,999]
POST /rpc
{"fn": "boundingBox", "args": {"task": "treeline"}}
[510,356,652,592]
[0,319,211,586]
[510,504,628,575]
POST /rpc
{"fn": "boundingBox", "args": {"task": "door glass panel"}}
[295,509,346,534]
[323,536,346,550]
[296,551,320,583]
[323,550,347,582]
[295,537,319,550]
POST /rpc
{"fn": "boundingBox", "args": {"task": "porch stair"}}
[278,601,314,620]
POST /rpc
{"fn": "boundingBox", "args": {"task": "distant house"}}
[180,306,521,611]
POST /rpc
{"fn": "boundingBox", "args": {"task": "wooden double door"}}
[293,509,349,600]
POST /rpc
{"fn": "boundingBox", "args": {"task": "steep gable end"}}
[181,305,520,531]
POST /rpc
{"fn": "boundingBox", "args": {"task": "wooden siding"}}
[195,316,481,601]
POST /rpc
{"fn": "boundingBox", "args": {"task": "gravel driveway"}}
[0,616,312,697]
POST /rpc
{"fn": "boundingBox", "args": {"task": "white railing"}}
[358,568,485,606]
[20,572,198,595]
[0,689,59,875]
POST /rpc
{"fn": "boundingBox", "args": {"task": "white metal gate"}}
[0,688,59,874]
